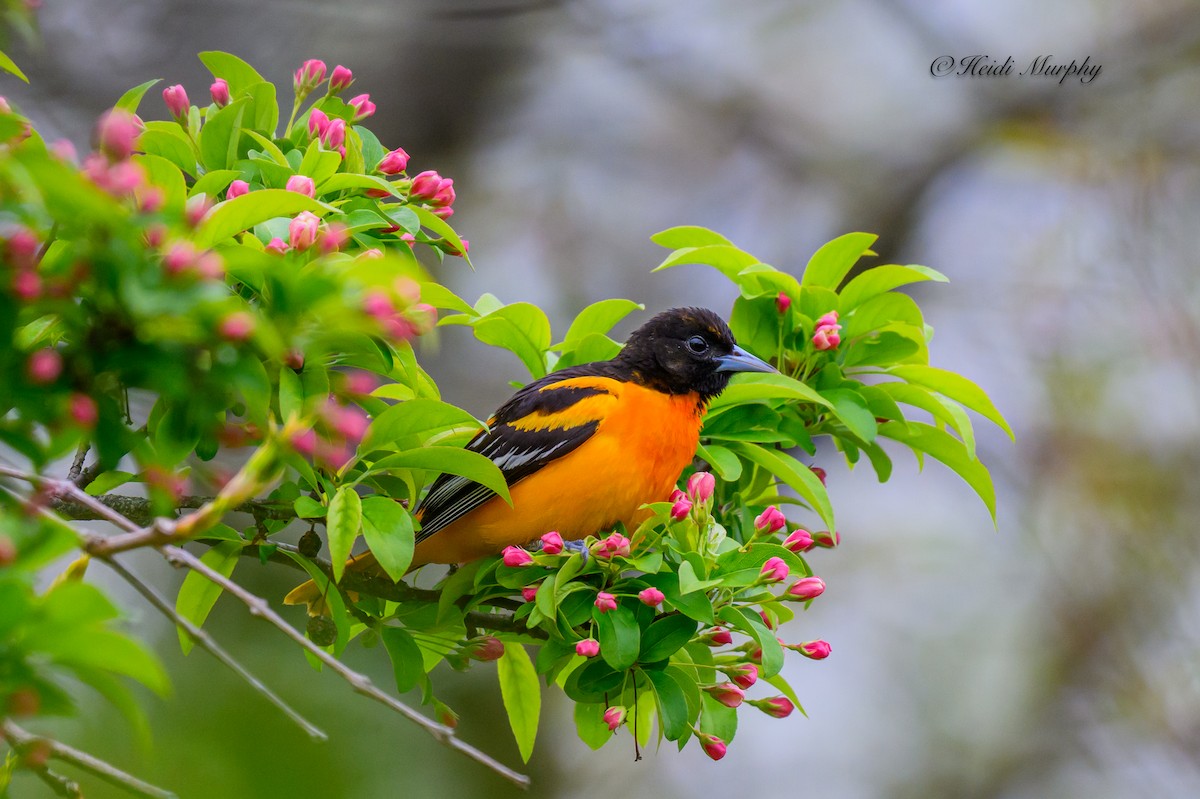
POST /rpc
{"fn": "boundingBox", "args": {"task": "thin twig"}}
[1,719,177,799]
[98,556,328,742]
[67,442,89,483]
[52,493,299,527]
[158,543,531,788]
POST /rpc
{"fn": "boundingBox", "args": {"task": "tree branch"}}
[50,493,298,528]
[97,556,328,742]
[1,719,177,799]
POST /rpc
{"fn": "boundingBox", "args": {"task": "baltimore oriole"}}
[285,307,774,610]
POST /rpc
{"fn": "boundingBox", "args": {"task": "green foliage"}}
[0,51,1009,784]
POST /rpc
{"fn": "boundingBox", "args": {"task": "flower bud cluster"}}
[812,310,842,351]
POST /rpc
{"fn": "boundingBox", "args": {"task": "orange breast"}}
[411,383,704,566]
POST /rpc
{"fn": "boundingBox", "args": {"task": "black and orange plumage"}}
[285,307,774,609]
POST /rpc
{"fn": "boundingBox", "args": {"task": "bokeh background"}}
[5,1,1200,797]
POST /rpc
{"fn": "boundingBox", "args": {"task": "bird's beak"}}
[715,345,778,374]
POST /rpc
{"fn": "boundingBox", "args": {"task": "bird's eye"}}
[686,335,709,355]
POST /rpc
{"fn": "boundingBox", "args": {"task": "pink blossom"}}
[502,546,533,567]
[26,349,62,385]
[210,78,231,107]
[704,682,745,708]
[321,118,346,151]
[521,585,539,603]
[318,223,349,254]
[670,496,693,521]
[603,706,626,731]
[307,108,330,138]
[344,371,376,395]
[465,636,504,662]
[362,290,395,320]
[699,733,727,761]
[754,505,786,534]
[347,93,376,122]
[68,393,98,428]
[409,170,444,201]
[815,310,839,328]
[786,576,826,601]
[431,178,455,208]
[329,65,354,94]
[226,179,250,201]
[96,109,140,161]
[783,528,815,553]
[798,639,832,660]
[185,194,212,227]
[288,211,321,250]
[753,696,795,719]
[377,148,410,175]
[760,556,789,583]
[725,663,758,690]
[293,59,327,94]
[432,206,454,220]
[686,471,715,504]
[539,531,564,555]
[286,175,316,198]
[162,84,189,121]
[290,428,318,456]
[283,350,305,371]
[265,237,289,255]
[592,532,631,559]
[163,242,197,275]
[776,292,792,314]
[638,587,665,608]
[812,326,840,351]
[575,639,600,658]
[810,465,827,486]
[327,403,368,442]
[708,627,733,646]
[594,591,617,613]
[812,529,840,548]
[218,311,255,342]
[360,247,384,258]
[11,270,40,301]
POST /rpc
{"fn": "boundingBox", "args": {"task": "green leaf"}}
[174,541,241,654]
[326,486,362,582]
[764,672,806,717]
[642,573,714,624]
[293,496,326,518]
[137,129,197,177]
[887,365,1013,439]
[381,627,424,693]
[420,282,476,315]
[879,420,996,522]
[411,205,469,261]
[360,398,483,454]
[472,303,551,378]
[652,245,759,282]
[498,643,541,763]
[114,79,161,114]
[369,447,511,505]
[800,232,877,290]
[243,81,279,135]
[39,629,170,697]
[820,387,878,443]
[199,97,248,172]
[707,372,833,413]
[838,264,948,309]
[719,606,784,677]
[195,189,330,247]
[317,173,398,197]
[732,443,835,532]
[574,702,614,750]
[651,225,733,249]
[645,668,690,741]
[84,470,135,496]
[298,140,342,185]
[243,129,289,166]
[696,443,742,481]
[640,615,699,663]
[0,50,27,81]
[596,605,641,671]
[198,51,268,94]
[562,299,644,346]
[189,169,242,201]
[360,496,415,581]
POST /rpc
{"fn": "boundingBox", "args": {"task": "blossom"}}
[812,327,841,350]
[226,179,250,200]
[638,587,665,607]
[286,175,316,198]
[670,496,693,521]
[592,532,631,559]
[760,556,789,583]
[603,706,627,731]
[707,627,733,646]
[575,639,600,658]
[786,576,826,601]
[377,147,410,175]
[320,118,346,150]
[502,546,533,567]
[68,394,98,427]
[754,505,786,534]
[704,682,745,708]
[265,237,289,255]
[798,639,832,660]
[210,78,231,107]
[96,109,140,161]
[329,65,354,94]
[409,170,445,201]
[293,59,327,94]
[812,529,840,548]
[776,292,792,314]
[288,211,321,250]
[725,663,758,690]
[218,311,255,342]
[594,591,617,613]
[307,108,330,138]
[26,349,62,385]
[815,310,839,328]
[686,471,715,504]
[539,531,564,555]
[464,636,504,662]
[348,93,376,122]
[783,529,815,553]
[699,733,727,761]
[162,85,189,122]
[752,696,794,719]
[521,585,539,603]
[810,465,827,485]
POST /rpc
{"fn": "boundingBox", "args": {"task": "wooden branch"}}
[1,719,177,799]
[50,493,298,528]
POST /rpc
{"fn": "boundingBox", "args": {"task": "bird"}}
[284,306,775,611]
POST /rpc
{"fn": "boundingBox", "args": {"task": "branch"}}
[67,442,89,483]
[1,718,177,799]
[50,493,298,528]
[98,556,328,742]
[157,544,532,789]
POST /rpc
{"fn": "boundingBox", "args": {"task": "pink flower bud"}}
[699,733,727,761]
[798,639,831,660]
[594,591,617,613]
[26,349,62,385]
[377,147,410,175]
[290,428,318,456]
[539,531,564,555]
[137,186,165,214]
[752,696,795,719]
[431,179,455,208]
[197,254,224,281]
[318,223,349,254]
[293,59,327,94]
[810,466,827,486]
[96,109,140,161]
[163,241,196,275]
[286,175,316,198]
[759,610,775,630]
[347,93,376,122]
[593,533,631,559]
[432,206,454,220]
[329,65,354,94]
[787,576,826,601]
[812,326,841,351]
[669,488,686,504]
[465,636,504,662]
[12,270,41,301]
[265,237,289,255]
[444,238,469,257]
[68,393,98,428]
[98,160,146,197]
[218,311,255,342]
[603,706,627,731]
[502,546,533,567]
[328,403,368,442]
[50,138,78,163]
[362,290,395,320]
[686,471,715,503]
[812,529,839,548]
[307,108,330,138]
[283,350,305,371]
[288,211,321,250]
[704,682,745,708]
[320,118,346,151]
[360,247,384,258]
[670,497,693,521]
[409,170,443,201]
[776,292,792,314]
[575,639,600,658]
[162,84,189,122]
[754,505,786,534]
[185,194,212,227]
[210,78,231,107]
[725,663,758,690]
[783,529,815,552]
[815,310,839,328]
[760,556,789,583]
[708,627,733,646]
[226,179,250,200]
[638,587,665,608]
[521,585,539,603]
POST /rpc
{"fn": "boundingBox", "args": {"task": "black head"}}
[616,307,776,401]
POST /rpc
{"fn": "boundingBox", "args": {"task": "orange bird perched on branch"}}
[285,307,775,611]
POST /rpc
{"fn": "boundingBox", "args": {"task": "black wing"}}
[414,364,624,545]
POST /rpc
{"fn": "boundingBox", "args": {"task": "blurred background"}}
[5,0,1200,797]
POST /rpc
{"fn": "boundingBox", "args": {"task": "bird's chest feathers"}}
[595,383,705,497]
